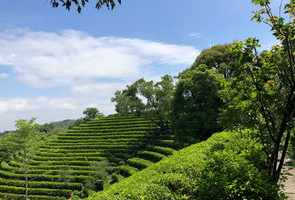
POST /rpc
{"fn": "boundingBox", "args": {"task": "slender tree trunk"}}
[275,129,291,182]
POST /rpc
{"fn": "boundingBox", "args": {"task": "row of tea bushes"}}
[0,115,157,199]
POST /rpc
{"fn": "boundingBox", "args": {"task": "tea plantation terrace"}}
[0,115,177,200]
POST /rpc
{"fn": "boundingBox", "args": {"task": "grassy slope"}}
[89,130,279,200]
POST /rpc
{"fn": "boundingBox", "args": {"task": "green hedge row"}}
[50,138,143,144]
[155,139,176,148]
[0,178,82,190]
[29,160,104,166]
[127,158,153,170]
[89,130,283,200]
[80,120,151,127]
[137,151,166,162]
[87,116,146,123]
[46,141,139,146]
[0,170,92,182]
[117,165,138,177]
[9,162,98,171]
[72,123,153,129]
[80,123,151,129]
[39,148,126,154]
[8,168,98,177]
[35,152,103,158]
[0,185,70,197]
[58,132,147,138]
[67,126,153,133]
[39,144,131,150]
[147,146,175,156]
[0,192,65,200]
[32,156,105,162]
[57,134,146,140]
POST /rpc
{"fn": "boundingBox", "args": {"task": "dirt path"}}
[285,167,295,200]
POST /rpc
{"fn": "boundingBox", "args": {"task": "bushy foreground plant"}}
[89,130,284,200]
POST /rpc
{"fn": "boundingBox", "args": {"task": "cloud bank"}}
[0,29,198,87]
[0,29,199,131]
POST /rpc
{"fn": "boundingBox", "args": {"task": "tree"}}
[251,0,294,182]
[83,107,104,121]
[219,0,294,183]
[14,119,42,199]
[172,65,225,143]
[220,36,294,182]
[111,75,175,129]
[50,0,122,13]
[190,44,237,79]
[111,81,146,115]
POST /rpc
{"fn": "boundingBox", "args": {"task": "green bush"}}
[89,130,284,200]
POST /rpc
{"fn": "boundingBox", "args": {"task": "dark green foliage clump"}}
[112,75,175,129]
[89,130,283,200]
[172,66,225,143]
[191,44,236,79]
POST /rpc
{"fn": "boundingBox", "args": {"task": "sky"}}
[0,0,279,131]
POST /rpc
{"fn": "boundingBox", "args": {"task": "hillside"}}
[89,130,281,200]
[0,115,177,200]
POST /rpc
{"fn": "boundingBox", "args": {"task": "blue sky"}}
[0,0,278,131]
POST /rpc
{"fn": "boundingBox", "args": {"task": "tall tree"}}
[251,0,294,182]
[172,65,225,143]
[220,40,294,183]
[220,0,294,182]
[191,44,237,79]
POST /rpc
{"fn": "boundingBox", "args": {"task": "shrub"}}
[89,130,284,200]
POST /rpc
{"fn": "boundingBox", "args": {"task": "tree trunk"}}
[275,129,291,182]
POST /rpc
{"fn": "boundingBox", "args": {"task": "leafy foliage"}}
[191,44,237,79]
[89,130,284,200]
[83,107,104,121]
[217,0,295,182]
[50,0,122,13]
[172,66,225,143]
[112,75,175,129]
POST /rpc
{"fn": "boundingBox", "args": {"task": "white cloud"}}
[71,83,124,95]
[0,29,199,131]
[0,73,8,80]
[188,32,201,39]
[0,97,78,114]
[0,96,115,131]
[0,29,198,88]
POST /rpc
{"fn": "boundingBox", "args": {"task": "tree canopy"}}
[173,65,225,143]
[83,107,104,121]
[112,75,175,129]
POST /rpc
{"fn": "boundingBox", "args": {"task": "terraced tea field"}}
[0,115,177,200]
